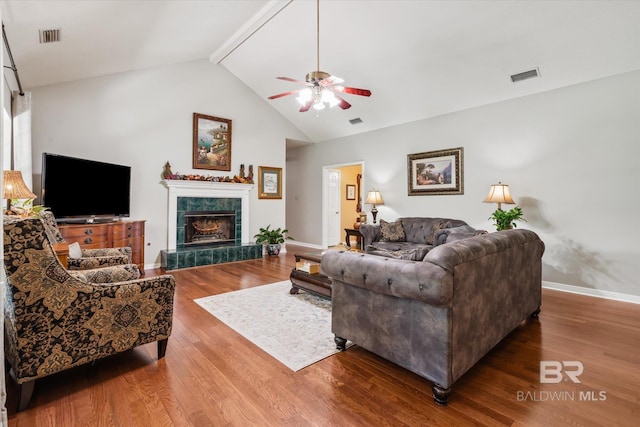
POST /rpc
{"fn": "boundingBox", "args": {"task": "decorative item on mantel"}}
[161,162,173,179]
[162,163,254,184]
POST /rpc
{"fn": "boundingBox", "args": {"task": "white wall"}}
[30,59,307,267]
[287,70,640,297]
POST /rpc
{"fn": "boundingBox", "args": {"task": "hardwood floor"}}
[6,244,640,426]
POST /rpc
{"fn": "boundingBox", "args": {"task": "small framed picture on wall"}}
[258,166,282,199]
[346,184,356,200]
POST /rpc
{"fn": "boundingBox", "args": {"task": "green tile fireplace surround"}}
[160,180,261,270]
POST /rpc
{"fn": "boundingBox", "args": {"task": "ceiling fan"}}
[267,0,371,113]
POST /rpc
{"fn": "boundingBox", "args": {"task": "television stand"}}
[54,220,146,272]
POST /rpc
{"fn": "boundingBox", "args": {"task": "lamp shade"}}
[3,170,36,200]
[483,182,515,208]
[365,189,384,205]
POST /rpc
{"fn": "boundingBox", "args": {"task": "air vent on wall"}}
[510,68,540,83]
[349,118,363,125]
[39,29,61,44]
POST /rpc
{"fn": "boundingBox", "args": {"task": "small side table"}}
[344,228,363,250]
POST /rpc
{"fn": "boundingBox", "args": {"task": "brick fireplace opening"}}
[184,210,236,247]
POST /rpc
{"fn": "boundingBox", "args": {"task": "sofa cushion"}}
[434,225,488,246]
[367,241,431,261]
[426,220,451,245]
[68,242,83,258]
[379,219,406,242]
[400,217,465,244]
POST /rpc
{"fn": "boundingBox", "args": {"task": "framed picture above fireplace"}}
[192,113,232,171]
[258,166,282,199]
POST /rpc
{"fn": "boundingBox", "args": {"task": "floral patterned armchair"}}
[3,217,176,411]
[39,210,134,270]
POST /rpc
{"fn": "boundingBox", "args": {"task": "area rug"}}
[194,280,352,371]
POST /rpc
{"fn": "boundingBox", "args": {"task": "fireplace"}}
[161,180,261,270]
[184,210,236,247]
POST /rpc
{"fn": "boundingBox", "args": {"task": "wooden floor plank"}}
[6,244,640,426]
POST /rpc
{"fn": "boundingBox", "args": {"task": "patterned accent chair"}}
[39,211,134,270]
[3,217,176,411]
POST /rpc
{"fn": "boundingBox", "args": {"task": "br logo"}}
[540,361,583,383]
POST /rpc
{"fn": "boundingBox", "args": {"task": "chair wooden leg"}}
[17,380,35,412]
[157,338,168,359]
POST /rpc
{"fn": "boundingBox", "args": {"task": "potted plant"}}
[254,225,294,255]
[489,206,526,231]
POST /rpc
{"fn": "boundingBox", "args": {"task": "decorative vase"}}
[266,243,281,255]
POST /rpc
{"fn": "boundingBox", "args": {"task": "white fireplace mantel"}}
[162,179,254,250]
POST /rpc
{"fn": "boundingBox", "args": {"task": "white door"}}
[327,169,341,246]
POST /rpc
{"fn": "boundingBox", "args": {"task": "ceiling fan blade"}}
[268,89,302,100]
[335,86,372,97]
[299,100,313,112]
[334,94,352,110]
[276,76,308,85]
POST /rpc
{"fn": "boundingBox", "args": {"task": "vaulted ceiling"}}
[2,1,639,145]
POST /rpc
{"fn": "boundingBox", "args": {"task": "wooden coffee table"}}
[290,252,332,299]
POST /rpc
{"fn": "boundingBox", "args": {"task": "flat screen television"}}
[41,153,131,223]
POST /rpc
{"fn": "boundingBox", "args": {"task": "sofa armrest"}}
[358,223,382,248]
[425,229,545,272]
[321,250,453,306]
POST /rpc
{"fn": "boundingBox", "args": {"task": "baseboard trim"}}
[543,281,640,305]
[285,241,324,250]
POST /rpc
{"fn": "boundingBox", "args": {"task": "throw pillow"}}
[379,219,406,242]
[68,242,83,259]
[426,220,451,245]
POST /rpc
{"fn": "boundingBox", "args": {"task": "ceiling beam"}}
[209,0,293,64]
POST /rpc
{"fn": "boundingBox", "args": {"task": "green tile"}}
[196,249,213,266]
[178,251,195,269]
[177,197,188,211]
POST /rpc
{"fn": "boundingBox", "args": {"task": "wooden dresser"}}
[55,220,145,272]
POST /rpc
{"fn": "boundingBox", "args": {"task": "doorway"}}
[321,161,364,248]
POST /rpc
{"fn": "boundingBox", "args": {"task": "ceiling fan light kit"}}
[268,0,371,113]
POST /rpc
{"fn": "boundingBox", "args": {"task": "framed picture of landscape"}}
[407,147,464,195]
[192,113,232,171]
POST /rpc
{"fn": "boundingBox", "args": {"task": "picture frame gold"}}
[192,113,232,171]
[258,166,282,199]
[407,147,464,196]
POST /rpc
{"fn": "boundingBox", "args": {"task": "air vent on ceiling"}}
[39,29,61,44]
[510,68,540,83]
[349,118,363,125]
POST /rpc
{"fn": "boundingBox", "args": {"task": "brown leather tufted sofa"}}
[321,228,544,405]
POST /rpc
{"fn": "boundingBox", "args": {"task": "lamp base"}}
[371,207,378,224]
